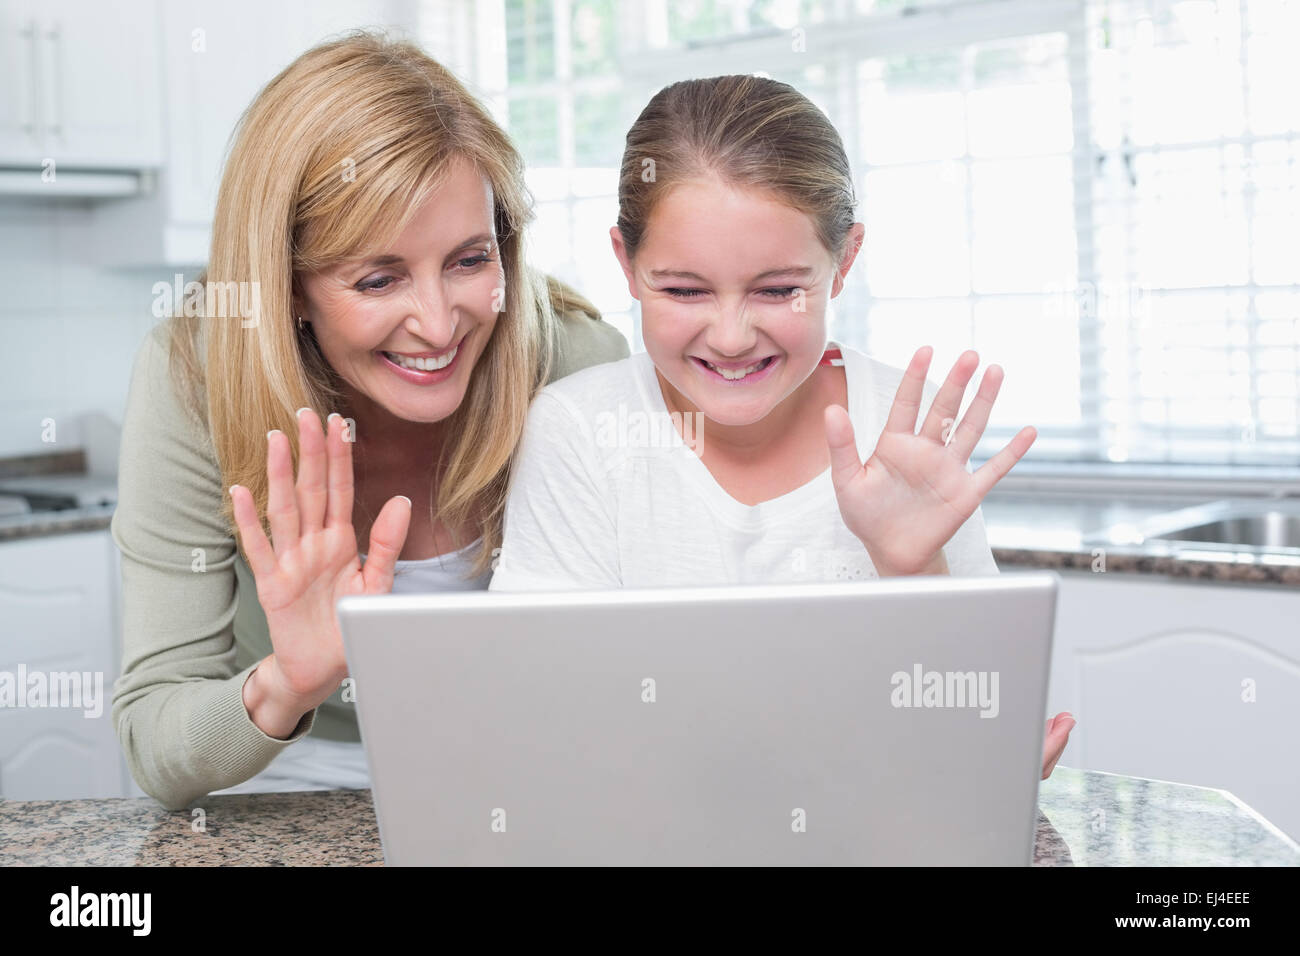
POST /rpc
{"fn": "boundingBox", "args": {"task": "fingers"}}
[265,429,299,555]
[946,364,1004,462]
[260,408,350,557]
[882,346,933,435]
[918,350,979,444]
[295,407,328,535]
[824,404,863,492]
[361,495,413,595]
[324,413,355,529]
[970,425,1037,499]
[230,484,277,580]
[1041,712,1076,779]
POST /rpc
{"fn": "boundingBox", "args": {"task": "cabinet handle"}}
[18,19,37,136]
[44,21,62,137]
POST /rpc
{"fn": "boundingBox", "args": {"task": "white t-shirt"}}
[489,343,999,591]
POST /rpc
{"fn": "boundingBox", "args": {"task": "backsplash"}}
[0,199,183,461]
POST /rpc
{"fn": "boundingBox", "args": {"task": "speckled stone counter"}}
[3,460,1297,587]
[993,545,1300,586]
[0,504,113,541]
[2,767,1295,866]
[982,492,1300,587]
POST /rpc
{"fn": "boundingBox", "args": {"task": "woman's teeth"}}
[704,357,771,380]
[385,347,457,372]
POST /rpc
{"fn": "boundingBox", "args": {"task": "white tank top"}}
[364,537,492,595]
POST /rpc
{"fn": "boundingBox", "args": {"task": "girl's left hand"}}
[825,346,1036,577]
[1041,712,1076,779]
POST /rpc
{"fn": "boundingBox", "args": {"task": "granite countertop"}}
[2,766,1296,866]
[3,457,1298,586]
[0,503,114,541]
[981,491,1300,586]
[0,454,116,541]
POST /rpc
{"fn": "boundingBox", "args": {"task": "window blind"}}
[462,0,1300,467]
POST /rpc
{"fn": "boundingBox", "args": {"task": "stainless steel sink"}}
[1149,511,1300,549]
[1097,498,1300,554]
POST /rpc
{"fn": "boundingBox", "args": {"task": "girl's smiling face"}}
[296,158,505,427]
[612,175,863,430]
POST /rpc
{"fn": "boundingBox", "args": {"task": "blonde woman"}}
[110,33,628,810]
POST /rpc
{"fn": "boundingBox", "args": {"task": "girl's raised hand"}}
[230,409,411,721]
[825,347,1036,577]
[1041,712,1076,779]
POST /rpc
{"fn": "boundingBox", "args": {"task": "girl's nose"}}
[706,301,757,355]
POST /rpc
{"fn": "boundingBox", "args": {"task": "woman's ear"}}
[831,222,866,298]
[609,226,640,301]
[290,278,306,327]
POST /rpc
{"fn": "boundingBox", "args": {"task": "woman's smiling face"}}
[613,176,862,429]
[296,158,504,426]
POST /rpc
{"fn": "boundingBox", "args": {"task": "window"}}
[474,0,1300,467]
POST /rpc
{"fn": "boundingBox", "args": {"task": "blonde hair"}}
[170,31,596,577]
[617,75,856,260]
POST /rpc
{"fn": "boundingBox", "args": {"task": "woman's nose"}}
[403,277,457,345]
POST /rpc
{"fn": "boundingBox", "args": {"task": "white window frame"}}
[478,0,1300,476]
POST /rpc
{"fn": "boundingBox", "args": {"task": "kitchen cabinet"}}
[0,0,162,169]
[0,530,128,800]
[1047,571,1300,841]
[90,0,398,265]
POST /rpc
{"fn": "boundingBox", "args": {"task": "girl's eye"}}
[356,275,395,292]
[759,287,799,300]
[664,288,706,299]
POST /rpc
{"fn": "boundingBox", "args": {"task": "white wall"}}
[0,199,167,459]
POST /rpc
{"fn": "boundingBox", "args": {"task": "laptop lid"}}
[337,571,1057,865]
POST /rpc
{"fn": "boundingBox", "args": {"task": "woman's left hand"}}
[825,346,1036,576]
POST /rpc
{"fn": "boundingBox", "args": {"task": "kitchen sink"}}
[1149,512,1300,549]
[1098,498,1300,553]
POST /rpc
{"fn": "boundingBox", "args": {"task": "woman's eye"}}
[665,288,706,299]
[759,287,798,300]
[356,275,395,292]
[455,253,492,270]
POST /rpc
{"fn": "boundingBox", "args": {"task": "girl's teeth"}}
[387,346,457,372]
[706,358,766,380]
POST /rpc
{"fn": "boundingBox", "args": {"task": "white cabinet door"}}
[0,0,162,168]
[91,0,397,263]
[0,2,44,164]
[162,0,397,223]
[160,0,310,227]
[1049,572,1300,841]
[36,0,163,168]
[0,531,124,800]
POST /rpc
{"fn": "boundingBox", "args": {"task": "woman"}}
[110,32,628,810]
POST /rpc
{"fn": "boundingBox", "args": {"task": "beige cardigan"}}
[111,310,630,809]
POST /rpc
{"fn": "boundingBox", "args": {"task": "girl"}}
[489,74,1073,778]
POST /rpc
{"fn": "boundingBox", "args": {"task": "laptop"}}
[337,571,1058,866]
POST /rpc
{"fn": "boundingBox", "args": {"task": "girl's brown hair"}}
[616,74,857,261]
[170,30,598,577]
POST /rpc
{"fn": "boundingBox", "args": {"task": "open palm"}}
[825,347,1036,577]
[230,408,411,705]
